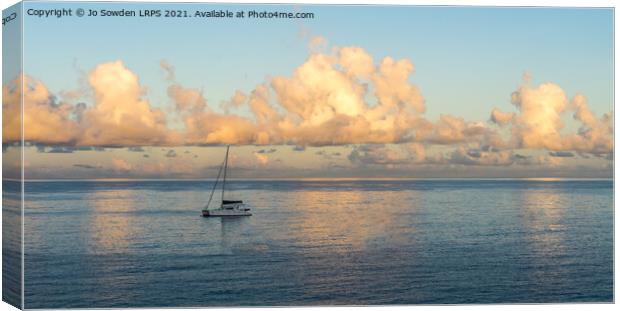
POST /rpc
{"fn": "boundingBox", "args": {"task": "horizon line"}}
[3,177,614,182]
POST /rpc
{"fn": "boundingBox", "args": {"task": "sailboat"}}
[202,145,252,217]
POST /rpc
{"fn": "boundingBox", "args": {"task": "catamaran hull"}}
[202,209,252,217]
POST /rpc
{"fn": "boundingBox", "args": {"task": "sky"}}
[2,1,614,179]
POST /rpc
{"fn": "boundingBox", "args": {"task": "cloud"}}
[266,47,426,146]
[73,164,100,169]
[490,108,515,126]
[253,152,269,165]
[489,80,612,157]
[47,147,75,153]
[448,147,516,166]
[346,144,433,167]
[128,146,145,152]
[3,38,612,171]
[315,150,342,160]
[160,59,176,80]
[344,142,577,169]
[348,145,410,166]
[182,112,258,145]
[570,94,613,155]
[36,146,102,153]
[308,35,328,51]
[406,143,426,163]
[418,115,490,145]
[221,90,248,113]
[0,53,492,149]
[339,46,374,78]
[549,151,575,158]
[4,62,174,147]
[112,158,132,171]
[167,84,208,113]
[3,74,80,144]
[81,61,172,146]
[111,156,200,178]
[256,148,277,154]
[508,82,569,150]
[155,41,431,147]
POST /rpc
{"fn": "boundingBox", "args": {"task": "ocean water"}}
[12,179,614,308]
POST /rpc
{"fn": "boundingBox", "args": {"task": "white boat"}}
[202,145,252,217]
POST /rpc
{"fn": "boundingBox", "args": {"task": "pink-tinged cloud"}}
[156,42,432,146]
[4,62,175,147]
[3,75,79,144]
[80,61,172,146]
[489,80,613,156]
[2,38,612,164]
[111,158,132,172]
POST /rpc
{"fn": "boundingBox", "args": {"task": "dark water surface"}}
[17,179,613,308]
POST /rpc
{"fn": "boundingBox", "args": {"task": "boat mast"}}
[221,145,230,206]
[205,157,224,210]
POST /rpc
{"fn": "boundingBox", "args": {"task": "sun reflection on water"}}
[280,186,417,252]
[87,189,141,254]
[518,186,569,286]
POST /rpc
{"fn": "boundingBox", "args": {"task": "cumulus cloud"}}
[151,41,433,147]
[81,61,172,146]
[508,82,568,150]
[570,94,613,155]
[221,90,248,113]
[266,45,426,146]
[182,112,257,145]
[3,74,80,144]
[4,62,173,147]
[3,38,612,171]
[489,79,613,157]
[0,48,486,149]
[490,108,515,126]
[418,115,490,145]
[167,84,208,113]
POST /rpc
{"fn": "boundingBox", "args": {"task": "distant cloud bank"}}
[2,37,612,168]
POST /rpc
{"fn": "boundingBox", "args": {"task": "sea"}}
[2,179,614,308]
